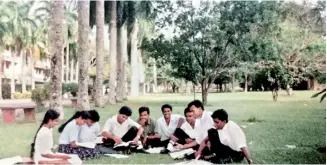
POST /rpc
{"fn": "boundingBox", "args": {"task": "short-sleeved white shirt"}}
[180,121,197,139]
[156,114,184,141]
[102,115,141,138]
[195,111,214,144]
[79,122,100,143]
[218,120,247,151]
[59,120,80,144]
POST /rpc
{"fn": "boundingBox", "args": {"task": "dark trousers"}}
[103,126,138,147]
[206,128,244,163]
[142,137,162,149]
[161,128,199,150]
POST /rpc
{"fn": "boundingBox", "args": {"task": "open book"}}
[76,142,96,149]
[113,140,142,149]
[94,137,104,144]
[113,141,134,148]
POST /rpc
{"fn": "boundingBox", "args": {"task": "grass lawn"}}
[0,91,325,164]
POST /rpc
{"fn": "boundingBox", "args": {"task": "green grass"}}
[0,91,325,164]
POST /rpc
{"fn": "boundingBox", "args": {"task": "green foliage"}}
[31,87,50,104]
[1,84,11,99]
[63,83,79,97]
[244,116,264,123]
[13,92,32,99]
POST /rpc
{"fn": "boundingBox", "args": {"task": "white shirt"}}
[156,114,184,141]
[195,111,214,144]
[102,115,141,138]
[34,126,54,162]
[218,120,247,151]
[79,123,100,143]
[59,120,81,144]
[180,121,197,139]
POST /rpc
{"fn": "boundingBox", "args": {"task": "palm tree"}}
[77,0,90,111]
[49,0,65,119]
[95,0,104,107]
[108,1,117,104]
[116,2,128,102]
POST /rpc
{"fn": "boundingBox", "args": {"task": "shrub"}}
[13,92,32,99]
[68,83,79,97]
[2,84,11,99]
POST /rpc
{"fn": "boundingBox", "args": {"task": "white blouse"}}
[34,126,54,163]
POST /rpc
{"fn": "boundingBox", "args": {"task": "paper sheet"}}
[169,148,195,159]
[104,154,129,159]
[172,159,213,165]
[0,156,23,165]
[144,147,165,154]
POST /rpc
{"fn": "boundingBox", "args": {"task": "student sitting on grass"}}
[79,110,100,143]
[138,107,161,149]
[101,106,144,153]
[195,109,253,164]
[156,104,185,153]
[31,109,81,165]
[58,111,101,160]
[171,107,199,151]
[188,100,214,145]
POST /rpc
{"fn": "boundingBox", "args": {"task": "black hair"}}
[184,107,192,116]
[30,109,60,158]
[188,100,204,110]
[119,106,132,116]
[88,109,100,122]
[58,111,90,133]
[211,109,228,122]
[139,106,150,115]
[161,104,172,112]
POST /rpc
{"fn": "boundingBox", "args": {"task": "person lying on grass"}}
[155,104,185,153]
[58,111,101,160]
[170,107,199,151]
[137,106,161,149]
[31,109,80,164]
[101,106,144,154]
[195,109,253,164]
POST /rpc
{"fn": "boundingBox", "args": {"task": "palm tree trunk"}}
[95,0,104,107]
[139,52,145,95]
[21,50,26,93]
[116,24,124,102]
[65,43,69,82]
[108,1,117,104]
[130,20,139,96]
[75,59,79,83]
[62,48,64,82]
[152,59,157,93]
[70,59,74,82]
[10,48,15,98]
[49,0,64,119]
[77,0,91,110]
[0,59,3,99]
[122,25,128,100]
[30,48,35,90]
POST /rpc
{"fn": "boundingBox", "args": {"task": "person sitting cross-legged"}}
[137,107,161,149]
[170,107,199,151]
[155,104,185,153]
[195,109,253,164]
[101,106,144,154]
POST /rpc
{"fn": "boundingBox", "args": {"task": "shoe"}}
[160,148,169,154]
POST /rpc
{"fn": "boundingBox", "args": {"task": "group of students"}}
[27,100,253,164]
